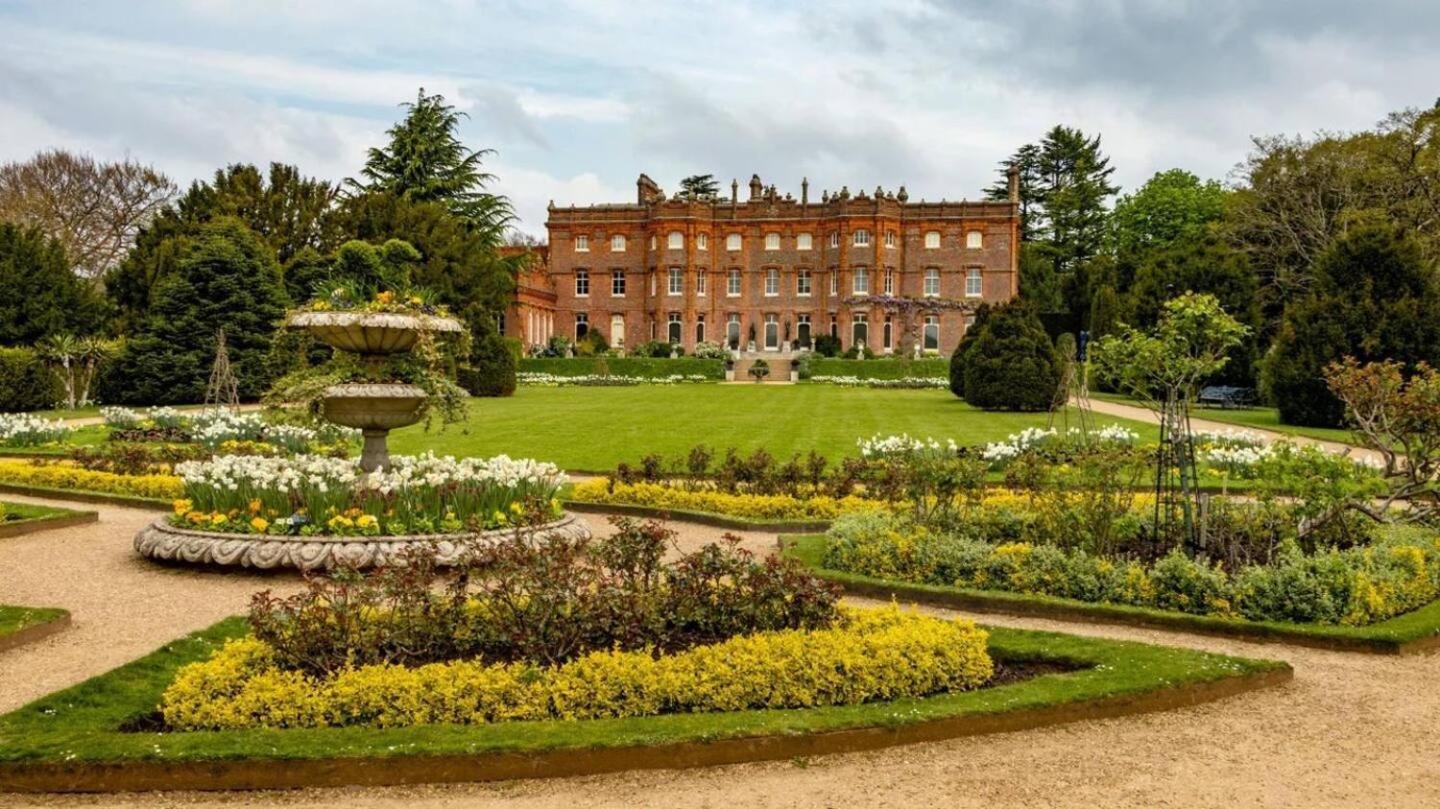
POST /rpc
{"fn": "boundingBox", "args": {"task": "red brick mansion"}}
[516,171,1020,356]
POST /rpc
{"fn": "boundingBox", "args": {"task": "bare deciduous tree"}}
[0,149,177,288]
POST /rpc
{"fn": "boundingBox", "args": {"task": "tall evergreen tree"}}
[103,218,290,404]
[351,88,514,243]
[1262,225,1440,426]
[962,301,1064,411]
[106,162,336,330]
[678,174,719,200]
[0,223,104,345]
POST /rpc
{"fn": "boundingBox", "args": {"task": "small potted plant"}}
[749,358,770,383]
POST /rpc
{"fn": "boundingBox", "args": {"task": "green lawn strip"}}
[0,607,68,640]
[0,426,109,457]
[1,501,82,522]
[1088,392,1356,445]
[0,616,1283,766]
[783,534,1440,652]
[389,387,1158,473]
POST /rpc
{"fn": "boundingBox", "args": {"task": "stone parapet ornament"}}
[134,514,591,571]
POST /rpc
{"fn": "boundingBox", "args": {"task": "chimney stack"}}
[749,174,762,201]
[801,177,809,205]
[1006,163,1020,204]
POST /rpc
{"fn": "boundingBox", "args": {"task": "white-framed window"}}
[797,313,812,346]
[797,270,812,296]
[853,266,869,295]
[924,268,940,297]
[924,230,940,249]
[727,268,742,297]
[852,313,868,347]
[574,269,589,297]
[764,313,779,349]
[610,234,626,252]
[726,233,742,251]
[668,267,683,296]
[829,315,838,339]
[883,316,893,350]
[884,231,897,249]
[764,268,779,296]
[575,312,589,338]
[650,273,656,296]
[650,234,656,250]
[883,269,894,295]
[726,313,741,347]
[611,270,626,296]
[668,231,683,250]
[697,233,708,251]
[829,271,839,295]
[696,313,706,343]
[696,270,707,296]
[764,233,780,251]
[965,268,982,297]
[667,312,682,343]
[829,231,840,248]
[612,314,626,348]
[575,234,589,252]
[924,315,939,350]
[963,314,976,333]
[797,232,812,251]
[966,230,983,249]
[853,229,870,247]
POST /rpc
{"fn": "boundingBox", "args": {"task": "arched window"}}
[667,312,682,344]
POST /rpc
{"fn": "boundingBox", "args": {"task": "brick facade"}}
[541,172,1019,356]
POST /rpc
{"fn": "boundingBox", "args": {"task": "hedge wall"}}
[805,357,949,380]
[519,357,725,379]
[0,347,62,412]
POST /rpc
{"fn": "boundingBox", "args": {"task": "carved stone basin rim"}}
[134,513,592,570]
[287,311,463,332]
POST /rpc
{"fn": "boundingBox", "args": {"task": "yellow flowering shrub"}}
[0,459,182,499]
[572,478,880,521]
[161,606,993,731]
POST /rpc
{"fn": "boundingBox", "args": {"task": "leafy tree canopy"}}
[1110,169,1229,258]
[0,223,105,345]
[678,174,719,200]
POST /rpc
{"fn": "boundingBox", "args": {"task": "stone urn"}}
[289,310,462,471]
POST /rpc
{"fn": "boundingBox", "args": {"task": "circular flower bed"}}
[171,452,566,536]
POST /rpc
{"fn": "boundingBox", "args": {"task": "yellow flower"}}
[376,290,395,304]
[250,517,270,533]
[509,501,524,514]
[210,513,228,526]
[356,514,377,528]
[173,498,193,516]
[248,499,262,515]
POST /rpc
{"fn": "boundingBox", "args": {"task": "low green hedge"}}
[0,348,61,412]
[804,357,948,380]
[519,357,725,379]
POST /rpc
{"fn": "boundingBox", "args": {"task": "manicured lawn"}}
[0,614,1284,771]
[0,425,107,456]
[1,501,75,522]
[389,387,1156,472]
[0,606,67,640]
[1090,392,1355,444]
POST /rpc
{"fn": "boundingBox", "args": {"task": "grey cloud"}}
[466,84,551,150]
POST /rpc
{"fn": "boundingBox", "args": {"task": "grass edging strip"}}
[0,609,70,655]
[0,506,98,539]
[0,616,1288,793]
[781,534,1440,655]
[0,484,169,512]
[563,499,832,533]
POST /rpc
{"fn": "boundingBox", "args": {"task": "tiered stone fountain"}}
[134,309,589,570]
[289,310,462,472]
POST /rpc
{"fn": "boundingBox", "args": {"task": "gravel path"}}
[2,497,1439,808]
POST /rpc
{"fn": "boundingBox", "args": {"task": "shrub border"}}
[0,483,168,512]
[0,617,1288,793]
[562,499,831,533]
[0,505,98,539]
[782,534,1440,655]
[0,609,70,655]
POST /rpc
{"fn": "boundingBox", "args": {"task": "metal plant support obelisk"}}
[286,311,462,472]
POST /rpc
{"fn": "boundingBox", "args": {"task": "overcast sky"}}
[2,0,1437,236]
